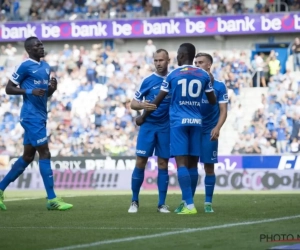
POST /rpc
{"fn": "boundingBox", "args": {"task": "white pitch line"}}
[1,226,186,230]
[5,195,78,202]
[49,215,300,250]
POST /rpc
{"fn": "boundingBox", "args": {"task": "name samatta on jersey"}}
[161,65,214,127]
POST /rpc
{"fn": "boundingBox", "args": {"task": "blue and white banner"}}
[0,155,299,171]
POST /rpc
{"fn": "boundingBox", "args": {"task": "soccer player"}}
[0,37,73,211]
[194,52,228,212]
[136,43,216,214]
[128,49,171,213]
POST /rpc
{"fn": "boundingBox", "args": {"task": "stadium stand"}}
[1,0,299,21]
[0,1,299,156]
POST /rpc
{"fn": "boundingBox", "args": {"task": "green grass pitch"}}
[0,190,299,250]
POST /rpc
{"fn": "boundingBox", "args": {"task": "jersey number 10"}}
[178,79,202,98]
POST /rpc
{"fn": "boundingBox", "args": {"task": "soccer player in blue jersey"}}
[195,52,228,213]
[0,37,73,211]
[128,49,171,213]
[137,43,216,214]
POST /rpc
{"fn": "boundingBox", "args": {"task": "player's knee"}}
[204,164,215,175]
[157,158,168,170]
[22,154,35,163]
[136,156,148,168]
[39,149,51,159]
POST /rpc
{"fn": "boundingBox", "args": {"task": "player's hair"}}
[156,49,169,57]
[24,36,39,50]
[195,52,213,64]
[179,43,196,61]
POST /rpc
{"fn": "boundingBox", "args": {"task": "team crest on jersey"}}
[45,68,50,75]
[135,91,142,99]
[223,94,228,101]
[162,81,169,89]
[12,72,19,80]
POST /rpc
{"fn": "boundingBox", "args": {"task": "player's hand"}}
[50,77,58,90]
[210,127,220,141]
[32,89,46,97]
[142,100,157,111]
[135,115,145,126]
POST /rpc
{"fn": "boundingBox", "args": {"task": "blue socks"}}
[205,174,216,203]
[177,166,193,205]
[188,167,199,197]
[157,169,169,207]
[131,167,145,202]
[0,157,29,191]
[39,159,56,199]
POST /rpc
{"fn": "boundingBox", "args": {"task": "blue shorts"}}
[136,125,170,159]
[170,126,201,157]
[20,119,48,147]
[200,133,218,164]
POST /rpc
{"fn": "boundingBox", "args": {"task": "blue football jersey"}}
[10,59,51,121]
[161,65,213,127]
[134,72,170,127]
[200,79,228,133]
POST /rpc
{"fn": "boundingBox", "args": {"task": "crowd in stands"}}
[231,49,300,155]
[0,40,254,156]
[1,0,299,22]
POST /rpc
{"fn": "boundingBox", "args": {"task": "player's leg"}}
[0,143,35,211]
[155,130,170,213]
[128,156,148,213]
[175,126,201,214]
[171,126,196,215]
[36,142,73,211]
[128,126,155,213]
[26,120,72,211]
[156,157,169,212]
[200,133,218,213]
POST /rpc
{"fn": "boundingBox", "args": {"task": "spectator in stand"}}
[208,0,218,15]
[150,0,162,16]
[268,54,281,77]
[144,40,157,64]
[255,0,264,12]
[292,37,300,71]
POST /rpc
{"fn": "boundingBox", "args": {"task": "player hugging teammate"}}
[131,44,228,214]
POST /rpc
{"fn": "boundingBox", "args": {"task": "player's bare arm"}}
[6,80,45,97]
[48,77,58,97]
[205,91,217,105]
[130,99,157,111]
[211,103,228,141]
[135,90,168,126]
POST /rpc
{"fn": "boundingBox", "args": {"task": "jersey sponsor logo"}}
[34,80,42,84]
[134,91,142,99]
[152,85,160,89]
[12,72,19,80]
[202,99,209,104]
[208,82,213,88]
[161,81,168,89]
[37,136,47,144]
[182,118,202,124]
[223,93,228,101]
[136,150,146,155]
[180,101,200,106]
[34,80,49,85]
